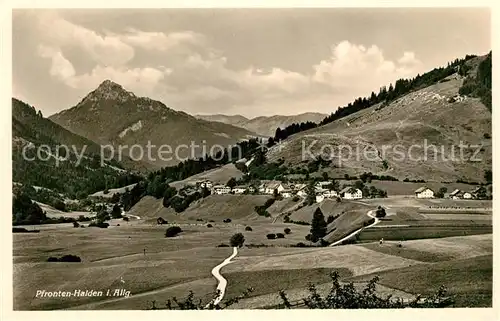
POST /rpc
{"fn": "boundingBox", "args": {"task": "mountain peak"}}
[80,79,136,105]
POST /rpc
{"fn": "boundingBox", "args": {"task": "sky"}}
[12,8,491,118]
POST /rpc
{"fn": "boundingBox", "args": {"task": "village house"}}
[471,186,487,199]
[315,181,332,189]
[414,187,434,199]
[261,181,285,195]
[296,188,308,197]
[449,189,461,199]
[281,188,293,198]
[316,194,325,203]
[449,189,472,200]
[340,187,363,200]
[232,186,247,194]
[200,180,213,189]
[322,190,339,198]
[212,185,231,195]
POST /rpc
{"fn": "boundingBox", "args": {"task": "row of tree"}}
[270,54,478,143]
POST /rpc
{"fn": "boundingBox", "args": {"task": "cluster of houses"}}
[414,186,488,200]
[193,179,363,202]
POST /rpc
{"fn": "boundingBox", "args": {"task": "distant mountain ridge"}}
[196,112,328,136]
[49,80,258,168]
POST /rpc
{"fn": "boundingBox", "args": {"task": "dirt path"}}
[206,247,239,307]
[330,210,380,246]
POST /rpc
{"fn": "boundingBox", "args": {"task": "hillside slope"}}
[267,57,491,182]
[12,98,142,198]
[196,112,327,137]
[49,80,258,168]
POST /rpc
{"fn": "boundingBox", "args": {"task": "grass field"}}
[356,225,492,242]
[349,254,493,307]
[13,192,494,310]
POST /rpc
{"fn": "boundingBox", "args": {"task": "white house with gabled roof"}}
[340,187,362,199]
[414,187,434,199]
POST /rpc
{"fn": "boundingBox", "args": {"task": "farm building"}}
[449,189,461,199]
[471,186,488,199]
[340,187,362,199]
[322,190,338,198]
[281,189,293,198]
[296,189,307,197]
[414,187,434,199]
[260,181,285,194]
[232,186,247,194]
[316,194,325,203]
[200,180,213,189]
[212,185,231,195]
[450,189,473,200]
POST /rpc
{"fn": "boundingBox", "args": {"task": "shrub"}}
[295,242,307,247]
[266,233,276,240]
[375,206,386,218]
[217,243,230,247]
[284,228,291,234]
[484,133,491,139]
[207,224,213,228]
[165,226,183,237]
[245,226,253,231]
[122,216,129,222]
[59,254,82,262]
[209,220,215,222]
[48,254,82,262]
[276,233,285,239]
[117,224,120,226]
[73,221,80,228]
[230,233,245,247]
[223,218,232,223]
[88,221,109,228]
[292,196,300,202]
[80,225,85,228]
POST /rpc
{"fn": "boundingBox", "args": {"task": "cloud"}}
[37,12,134,66]
[312,41,421,95]
[35,16,424,117]
[37,45,76,81]
[119,29,206,52]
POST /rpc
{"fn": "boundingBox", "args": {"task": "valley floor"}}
[13,197,492,310]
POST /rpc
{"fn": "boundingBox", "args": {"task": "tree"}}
[435,187,447,198]
[305,182,316,205]
[284,228,291,234]
[310,207,327,240]
[165,226,183,237]
[484,170,492,184]
[162,185,177,208]
[375,206,386,218]
[230,233,245,247]
[353,180,365,190]
[322,172,329,180]
[111,204,122,219]
[226,177,237,189]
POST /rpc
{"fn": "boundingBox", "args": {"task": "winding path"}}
[329,210,380,246]
[206,247,238,307]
